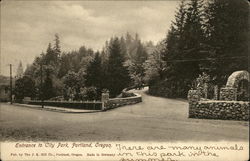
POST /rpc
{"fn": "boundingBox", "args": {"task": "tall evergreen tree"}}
[160,0,187,97]
[134,41,148,65]
[180,0,205,82]
[162,0,187,62]
[202,0,249,86]
[170,0,204,97]
[127,41,148,87]
[42,72,55,100]
[85,51,103,91]
[53,33,61,58]
[43,34,61,67]
[154,0,205,97]
[44,43,53,65]
[58,53,73,78]
[106,37,130,97]
[143,42,165,85]
[120,36,126,53]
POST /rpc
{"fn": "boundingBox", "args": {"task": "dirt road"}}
[0,88,248,141]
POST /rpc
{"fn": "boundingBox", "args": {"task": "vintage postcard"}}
[0,0,249,161]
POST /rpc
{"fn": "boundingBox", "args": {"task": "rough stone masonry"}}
[188,90,249,121]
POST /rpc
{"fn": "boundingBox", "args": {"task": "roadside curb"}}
[11,103,102,113]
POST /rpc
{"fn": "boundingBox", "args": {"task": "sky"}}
[0,0,180,76]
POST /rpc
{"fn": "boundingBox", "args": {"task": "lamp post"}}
[9,64,13,104]
[40,64,44,108]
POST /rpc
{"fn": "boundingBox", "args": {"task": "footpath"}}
[12,103,102,113]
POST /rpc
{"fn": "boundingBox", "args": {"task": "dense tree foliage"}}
[106,37,131,97]
[22,33,151,100]
[25,34,63,100]
[148,0,249,98]
[85,52,103,95]
[201,0,249,86]
[14,76,36,100]
[16,0,247,101]
[161,0,205,97]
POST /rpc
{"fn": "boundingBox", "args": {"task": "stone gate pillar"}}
[188,90,202,118]
[204,83,208,99]
[188,90,201,102]
[101,92,109,110]
[213,85,219,100]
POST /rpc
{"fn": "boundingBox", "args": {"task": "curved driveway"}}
[0,88,248,141]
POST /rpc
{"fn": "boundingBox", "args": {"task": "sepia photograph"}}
[0,0,249,160]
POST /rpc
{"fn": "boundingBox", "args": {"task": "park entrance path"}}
[0,87,249,141]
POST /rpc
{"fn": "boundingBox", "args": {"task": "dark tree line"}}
[13,0,248,100]
[146,0,249,98]
[15,33,152,100]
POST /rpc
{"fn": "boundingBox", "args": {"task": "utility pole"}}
[9,64,13,104]
[40,64,44,108]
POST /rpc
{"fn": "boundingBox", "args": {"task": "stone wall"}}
[19,90,142,111]
[189,100,249,121]
[188,89,249,121]
[103,93,142,110]
[220,87,237,101]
